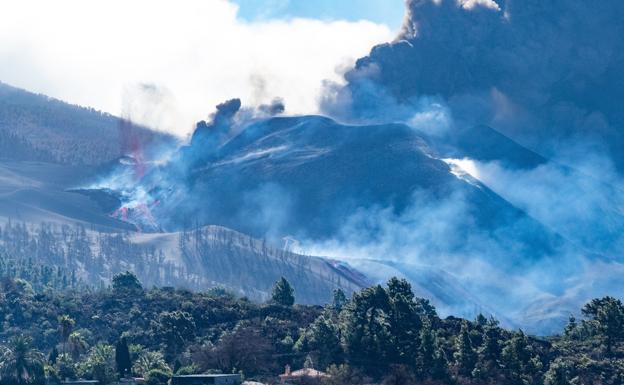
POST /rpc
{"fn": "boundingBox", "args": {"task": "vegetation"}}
[271,277,295,307]
[0,271,623,384]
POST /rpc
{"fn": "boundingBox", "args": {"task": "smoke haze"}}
[80,0,624,333]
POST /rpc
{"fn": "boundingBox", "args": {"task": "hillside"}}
[130,225,368,303]
[0,82,174,165]
[0,157,366,304]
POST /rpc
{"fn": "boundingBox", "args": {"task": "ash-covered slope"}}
[0,160,133,230]
[0,216,367,304]
[130,225,367,303]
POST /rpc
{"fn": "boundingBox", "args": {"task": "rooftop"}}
[173,375,241,378]
[279,368,328,379]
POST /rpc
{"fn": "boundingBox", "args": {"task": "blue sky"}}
[234,0,405,31]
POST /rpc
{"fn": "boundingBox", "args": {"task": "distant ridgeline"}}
[0,221,363,303]
[0,82,173,165]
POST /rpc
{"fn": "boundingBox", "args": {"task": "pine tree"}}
[332,289,348,312]
[417,321,436,378]
[431,346,449,381]
[271,277,295,307]
[386,278,421,364]
[480,323,502,362]
[303,311,342,370]
[563,315,578,339]
[453,321,477,377]
[341,285,393,377]
[582,297,624,354]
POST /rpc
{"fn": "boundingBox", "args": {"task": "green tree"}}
[414,298,437,319]
[341,284,392,377]
[174,365,198,375]
[132,351,170,377]
[431,345,449,381]
[156,311,196,360]
[44,365,60,385]
[418,321,449,381]
[480,322,502,362]
[323,364,371,385]
[271,277,295,307]
[78,344,116,385]
[386,277,421,365]
[144,368,172,385]
[453,321,476,377]
[382,364,416,385]
[475,313,488,327]
[582,296,624,354]
[417,321,436,377]
[57,315,75,355]
[563,315,578,339]
[48,347,59,365]
[332,289,348,312]
[115,337,132,377]
[543,359,573,385]
[55,353,77,381]
[67,332,88,361]
[0,335,46,385]
[501,331,537,385]
[297,310,342,370]
[112,271,143,294]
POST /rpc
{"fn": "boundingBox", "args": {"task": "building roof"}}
[279,368,328,379]
[173,375,241,378]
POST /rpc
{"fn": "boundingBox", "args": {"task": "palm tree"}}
[67,332,88,361]
[58,315,75,354]
[0,335,46,385]
[79,344,116,385]
[132,351,170,377]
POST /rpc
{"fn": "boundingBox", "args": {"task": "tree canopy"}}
[271,277,295,307]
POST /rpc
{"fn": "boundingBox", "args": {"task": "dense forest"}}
[0,270,622,385]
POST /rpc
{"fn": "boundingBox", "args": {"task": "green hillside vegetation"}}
[0,272,622,385]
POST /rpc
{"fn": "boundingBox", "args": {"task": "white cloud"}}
[0,0,392,135]
[457,0,500,11]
